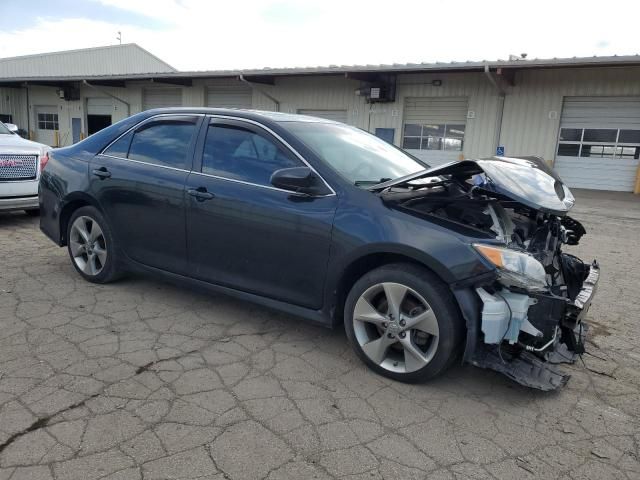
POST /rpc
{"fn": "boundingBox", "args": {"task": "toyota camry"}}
[39,109,599,390]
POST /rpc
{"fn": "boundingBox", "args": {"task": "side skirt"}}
[122,259,333,328]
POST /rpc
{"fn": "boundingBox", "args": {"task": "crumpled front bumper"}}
[466,259,600,391]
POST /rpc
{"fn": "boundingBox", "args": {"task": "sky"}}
[1,0,639,71]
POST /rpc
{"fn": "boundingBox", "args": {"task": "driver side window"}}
[202,123,301,186]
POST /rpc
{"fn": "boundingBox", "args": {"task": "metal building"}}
[1,45,639,192]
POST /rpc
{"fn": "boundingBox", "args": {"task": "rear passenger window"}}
[202,124,300,186]
[103,131,133,158]
[104,116,198,170]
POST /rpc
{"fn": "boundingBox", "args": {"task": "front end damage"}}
[470,255,598,390]
[375,156,599,390]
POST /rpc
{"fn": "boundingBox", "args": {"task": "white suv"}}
[0,122,51,215]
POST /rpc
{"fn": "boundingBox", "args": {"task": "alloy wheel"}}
[352,282,439,373]
[69,216,107,276]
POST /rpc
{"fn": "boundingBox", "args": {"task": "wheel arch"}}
[330,247,453,326]
[58,193,104,246]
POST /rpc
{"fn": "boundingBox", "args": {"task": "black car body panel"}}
[40,108,598,390]
[40,108,495,308]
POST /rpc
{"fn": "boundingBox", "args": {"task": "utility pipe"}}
[239,74,280,112]
[484,65,506,155]
[82,80,131,117]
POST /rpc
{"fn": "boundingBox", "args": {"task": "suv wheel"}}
[344,263,464,383]
[67,206,122,283]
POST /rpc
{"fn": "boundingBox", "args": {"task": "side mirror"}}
[270,166,327,195]
[5,123,19,133]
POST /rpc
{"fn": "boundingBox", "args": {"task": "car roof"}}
[139,107,341,126]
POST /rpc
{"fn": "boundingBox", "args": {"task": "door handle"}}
[187,187,215,201]
[92,167,111,179]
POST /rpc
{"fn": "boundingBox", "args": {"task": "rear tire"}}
[344,263,464,383]
[67,206,122,284]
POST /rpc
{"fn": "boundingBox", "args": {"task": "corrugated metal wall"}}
[253,76,368,128]
[251,72,502,159]
[3,65,640,164]
[500,66,640,161]
[0,87,27,128]
[394,73,501,159]
[0,45,175,78]
[205,79,252,108]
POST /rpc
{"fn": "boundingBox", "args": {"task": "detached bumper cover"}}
[470,260,600,391]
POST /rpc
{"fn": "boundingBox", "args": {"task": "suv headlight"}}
[473,244,548,291]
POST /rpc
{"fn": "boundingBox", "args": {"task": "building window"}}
[374,128,395,144]
[557,127,640,159]
[37,113,59,130]
[402,123,465,151]
[0,114,12,124]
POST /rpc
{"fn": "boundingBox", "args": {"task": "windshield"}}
[0,123,12,135]
[285,122,426,185]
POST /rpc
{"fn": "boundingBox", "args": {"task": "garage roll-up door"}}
[555,96,640,191]
[298,109,348,123]
[402,97,468,167]
[142,88,183,111]
[87,97,114,116]
[206,85,252,109]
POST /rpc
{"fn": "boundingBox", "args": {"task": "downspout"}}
[484,65,505,155]
[24,83,31,139]
[239,74,280,112]
[82,80,130,117]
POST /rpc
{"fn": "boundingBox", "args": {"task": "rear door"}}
[185,117,338,309]
[91,114,201,274]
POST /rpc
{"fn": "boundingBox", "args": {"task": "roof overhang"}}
[0,55,639,86]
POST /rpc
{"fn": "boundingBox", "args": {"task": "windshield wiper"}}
[354,178,392,187]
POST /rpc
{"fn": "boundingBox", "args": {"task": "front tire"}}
[344,263,464,383]
[67,206,122,283]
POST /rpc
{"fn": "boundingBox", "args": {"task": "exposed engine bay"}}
[374,156,599,390]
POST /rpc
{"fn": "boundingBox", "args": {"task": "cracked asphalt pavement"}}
[1,190,639,480]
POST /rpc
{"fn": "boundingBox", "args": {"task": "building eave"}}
[1,54,639,85]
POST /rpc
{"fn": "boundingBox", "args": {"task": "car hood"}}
[370,156,575,215]
[0,134,49,154]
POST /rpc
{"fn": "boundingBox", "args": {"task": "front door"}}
[186,118,337,309]
[91,114,201,274]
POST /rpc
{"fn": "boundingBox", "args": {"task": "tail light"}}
[40,152,50,172]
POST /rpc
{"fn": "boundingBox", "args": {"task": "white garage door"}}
[86,97,114,116]
[555,97,640,191]
[298,109,348,123]
[401,97,468,167]
[206,84,252,109]
[142,88,183,111]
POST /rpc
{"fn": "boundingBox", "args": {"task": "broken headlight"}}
[473,244,548,291]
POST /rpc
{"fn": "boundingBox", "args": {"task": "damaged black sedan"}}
[39,109,598,391]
